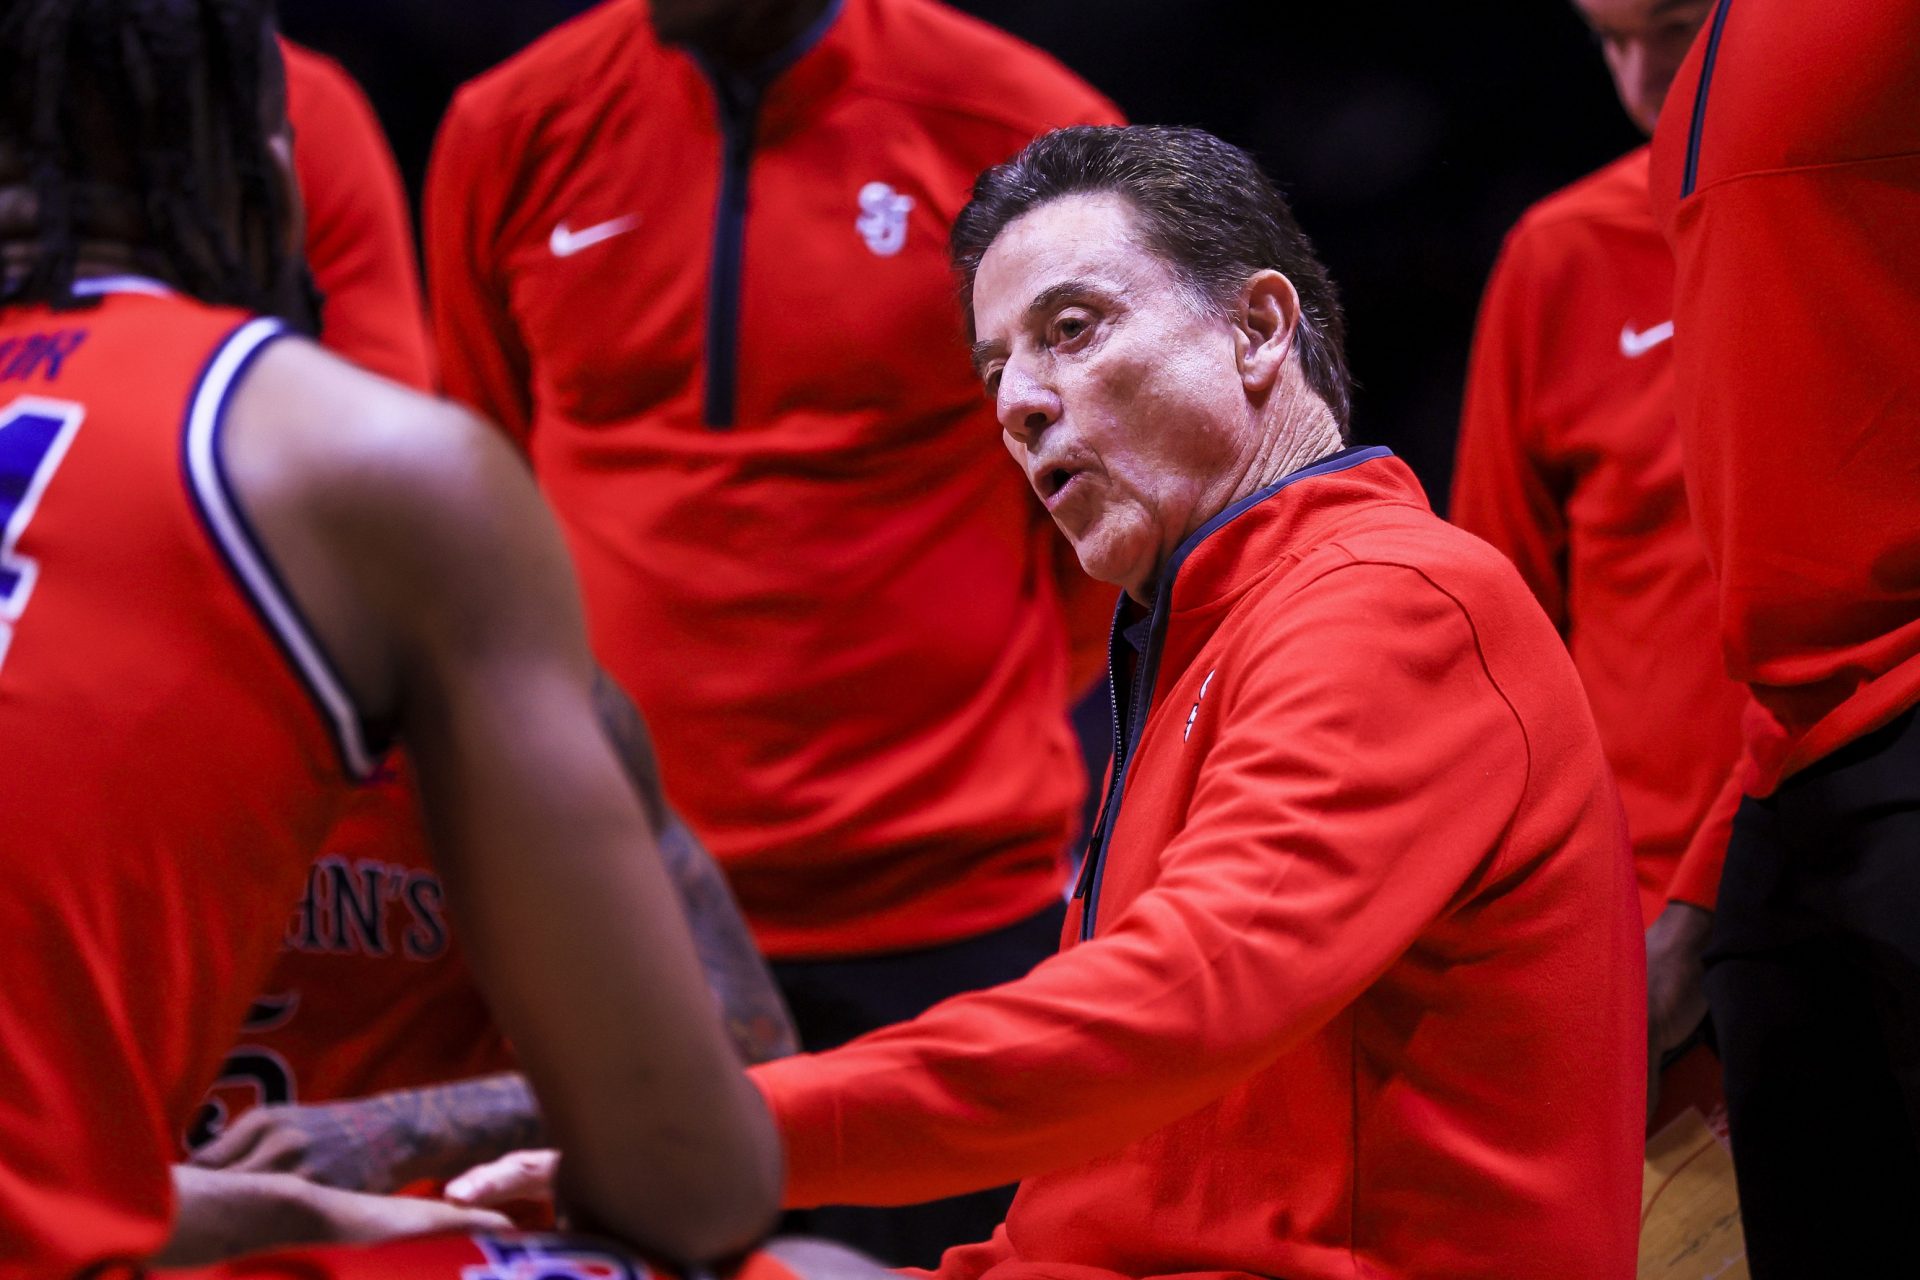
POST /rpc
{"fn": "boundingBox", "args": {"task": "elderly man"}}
[460,125,1646,1280]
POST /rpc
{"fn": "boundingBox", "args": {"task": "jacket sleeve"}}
[1666,723,1754,910]
[1450,225,1570,633]
[283,41,436,393]
[423,90,536,447]
[750,562,1531,1207]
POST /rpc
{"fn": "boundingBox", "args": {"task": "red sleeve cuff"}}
[1666,770,1744,910]
[749,1054,844,1209]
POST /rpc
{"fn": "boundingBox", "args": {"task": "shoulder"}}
[1500,147,1656,261]
[850,0,1121,143]
[225,336,522,545]
[440,0,654,144]
[280,39,368,119]
[1237,500,1552,663]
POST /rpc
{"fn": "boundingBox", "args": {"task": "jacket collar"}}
[1158,445,1403,616]
[1107,445,1422,741]
[663,0,858,143]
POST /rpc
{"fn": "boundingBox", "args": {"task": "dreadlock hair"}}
[0,0,295,315]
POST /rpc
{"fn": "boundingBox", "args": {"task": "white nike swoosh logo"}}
[549,216,639,258]
[1620,319,1674,358]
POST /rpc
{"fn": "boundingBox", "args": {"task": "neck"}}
[692,0,834,73]
[1123,397,1343,607]
[1231,389,1343,508]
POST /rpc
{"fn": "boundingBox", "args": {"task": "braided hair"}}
[0,0,297,315]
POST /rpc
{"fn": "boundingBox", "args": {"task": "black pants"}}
[769,900,1066,1270]
[1706,708,1920,1277]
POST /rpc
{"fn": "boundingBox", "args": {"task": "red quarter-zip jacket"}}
[1452,147,1745,923]
[1649,0,1920,798]
[751,450,1645,1280]
[426,0,1121,957]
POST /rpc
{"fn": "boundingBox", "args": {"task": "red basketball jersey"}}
[188,756,514,1151]
[0,281,374,1272]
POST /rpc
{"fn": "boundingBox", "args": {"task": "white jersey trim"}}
[182,318,378,780]
[70,275,175,298]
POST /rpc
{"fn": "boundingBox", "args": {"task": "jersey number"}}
[0,397,85,672]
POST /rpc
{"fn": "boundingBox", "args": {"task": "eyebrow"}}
[969,277,1106,377]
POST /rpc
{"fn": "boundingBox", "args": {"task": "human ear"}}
[1235,269,1300,394]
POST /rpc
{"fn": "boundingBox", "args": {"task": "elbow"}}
[560,1093,785,1266]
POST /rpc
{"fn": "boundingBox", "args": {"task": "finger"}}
[445,1149,558,1207]
[228,1128,309,1176]
[444,1206,515,1234]
[187,1112,272,1169]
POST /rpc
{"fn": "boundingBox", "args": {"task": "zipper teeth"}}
[1069,447,1391,942]
[1681,0,1736,198]
[704,129,752,428]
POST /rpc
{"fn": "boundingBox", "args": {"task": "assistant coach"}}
[742,126,1646,1280]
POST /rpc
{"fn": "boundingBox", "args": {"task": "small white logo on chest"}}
[549,215,639,258]
[1184,669,1217,742]
[1619,319,1674,358]
[856,182,914,256]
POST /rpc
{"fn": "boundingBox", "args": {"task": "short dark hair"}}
[952,125,1352,431]
[0,0,295,315]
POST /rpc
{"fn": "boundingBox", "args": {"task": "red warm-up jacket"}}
[752,449,1645,1280]
[1452,147,1745,924]
[1651,0,1920,801]
[425,0,1121,957]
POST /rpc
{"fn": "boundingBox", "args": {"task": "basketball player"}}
[0,1,780,1271]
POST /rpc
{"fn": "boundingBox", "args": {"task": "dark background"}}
[280,0,1643,503]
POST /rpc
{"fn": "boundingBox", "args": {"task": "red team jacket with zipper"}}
[1650,0,1920,800]
[751,450,1644,1280]
[425,0,1121,958]
[0,289,367,1272]
[1452,146,1745,922]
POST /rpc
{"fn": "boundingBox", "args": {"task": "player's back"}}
[0,281,363,1270]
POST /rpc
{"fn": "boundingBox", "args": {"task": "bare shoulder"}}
[223,334,534,553]
[218,334,579,717]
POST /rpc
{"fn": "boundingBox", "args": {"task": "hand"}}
[189,1099,417,1193]
[307,1182,514,1245]
[445,1148,560,1211]
[1645,901,1714,1115]
[160,1167,511,1265]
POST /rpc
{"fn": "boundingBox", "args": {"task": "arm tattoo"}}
[342,1072,545,1188]
[593,670,800,1064]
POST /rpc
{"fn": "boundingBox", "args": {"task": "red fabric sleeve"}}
[423,93,535,446]
[1665,740,1746,911]
[902,1223,1014,1280]
[749,564,1529,1208]
[282,41,434,393]
[1450,226,1569,633]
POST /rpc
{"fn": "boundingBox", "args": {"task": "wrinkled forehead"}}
[972,192,1165,336]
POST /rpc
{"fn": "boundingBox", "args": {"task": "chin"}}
[1071,534,1141,594]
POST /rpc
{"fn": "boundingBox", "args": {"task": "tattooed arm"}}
[186,673,795,1197]
[186,1072,545,1192]
[592,670,799,1066]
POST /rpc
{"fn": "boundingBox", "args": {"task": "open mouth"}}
[1043,467,1075,499]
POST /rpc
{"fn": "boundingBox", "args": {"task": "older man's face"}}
[972,193,1253,601]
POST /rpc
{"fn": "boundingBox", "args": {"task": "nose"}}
[996,360,1061,447]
